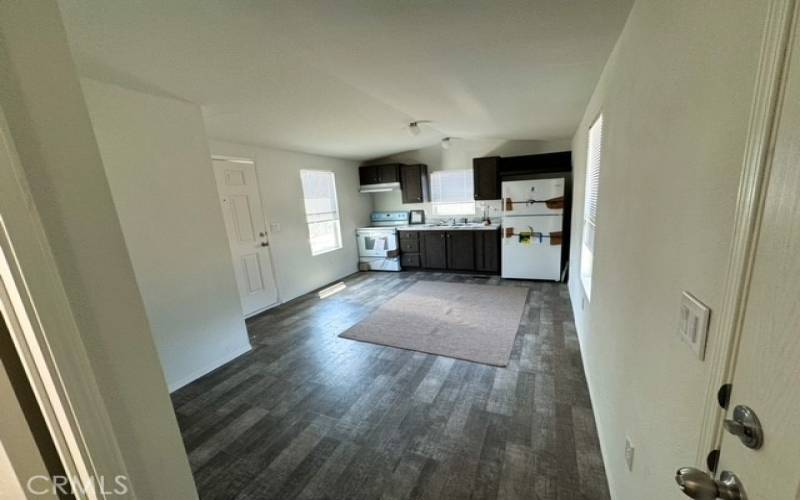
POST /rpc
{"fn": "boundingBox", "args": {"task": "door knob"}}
[675,467,747,500]
[723,405,763,450]
[260,241,269,247]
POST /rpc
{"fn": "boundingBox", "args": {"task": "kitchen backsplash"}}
[372,189,503,223]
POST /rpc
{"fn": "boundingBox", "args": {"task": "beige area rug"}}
[339,280,529,366]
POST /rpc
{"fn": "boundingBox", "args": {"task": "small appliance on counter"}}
[356,211,409,271]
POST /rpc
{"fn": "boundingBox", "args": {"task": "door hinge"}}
[706,449,720,474]
[717,383,733,410]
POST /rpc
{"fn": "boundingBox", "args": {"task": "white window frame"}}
[430,169,476,216]
[300,169,343,256]
[581,114,603,300]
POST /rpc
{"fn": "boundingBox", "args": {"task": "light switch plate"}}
[679,291,710,360]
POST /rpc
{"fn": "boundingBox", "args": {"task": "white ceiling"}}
[58,0,632,160]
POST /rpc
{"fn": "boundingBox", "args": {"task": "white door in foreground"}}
[712,19,800,498]
[212,159,278,316]
[677,11,800,499]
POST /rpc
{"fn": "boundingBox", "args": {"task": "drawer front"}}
[401,253,421,268]
[399,230,419,240]
[400,238,419,253]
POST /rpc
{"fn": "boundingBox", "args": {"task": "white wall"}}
[209,140,372,302]
[568,1,768,499]
[81,79,251,391]
[368,138,571,218]
[0,2,197,497]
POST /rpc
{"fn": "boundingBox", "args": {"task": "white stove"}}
[356,211,409,271]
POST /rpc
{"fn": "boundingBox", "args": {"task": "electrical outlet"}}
[678,291,711,360]
[624,437,635,472]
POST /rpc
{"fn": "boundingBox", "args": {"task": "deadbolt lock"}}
[723,405,763,450]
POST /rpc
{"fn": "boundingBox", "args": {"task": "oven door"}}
[357,230,398,257]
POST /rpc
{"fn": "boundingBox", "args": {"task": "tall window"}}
[581,114,603,300]
[431,169,475,216]
[300,170,342,255]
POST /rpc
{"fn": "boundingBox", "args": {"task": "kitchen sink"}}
[435,222,494,228]
[400,222,499,230]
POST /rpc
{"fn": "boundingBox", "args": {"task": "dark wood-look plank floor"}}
[171,271,610,500]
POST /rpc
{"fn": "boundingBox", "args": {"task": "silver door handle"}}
[675,468,747,500]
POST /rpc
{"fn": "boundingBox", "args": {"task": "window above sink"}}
[430,170,475,216]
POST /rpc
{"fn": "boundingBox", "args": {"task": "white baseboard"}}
[568,284,615,497]
[245,300,281,319]
[167,341,253,393]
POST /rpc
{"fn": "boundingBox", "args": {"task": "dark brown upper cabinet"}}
[359,163,401,185]
[378,164,400,183]
[399,164,430,204]
[473,156,501,200]
[359,165,379,185]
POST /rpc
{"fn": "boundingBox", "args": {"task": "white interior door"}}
[212,159,278,317]
[713,14,800,498]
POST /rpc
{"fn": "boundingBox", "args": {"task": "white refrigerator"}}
[501,178,565,280]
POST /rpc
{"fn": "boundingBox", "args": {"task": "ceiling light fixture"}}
[441,137,452,149]
[408,120,431,136]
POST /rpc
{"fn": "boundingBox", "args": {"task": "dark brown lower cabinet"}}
[399,238,419,254]
[400,253,421,268]
[446,231,475,270]
[398,231,421,268]
[421,231,448,269]
[474,229,500,273]
[399,229,500,274]
[400,228,500,274]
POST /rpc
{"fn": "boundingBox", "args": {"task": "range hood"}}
[359,182,400,193]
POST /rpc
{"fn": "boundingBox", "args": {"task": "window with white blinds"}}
[430,169,475,216]
[300,170,342,255]
[581,114,603,300]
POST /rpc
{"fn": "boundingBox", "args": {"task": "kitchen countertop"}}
[397,223,500,231]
